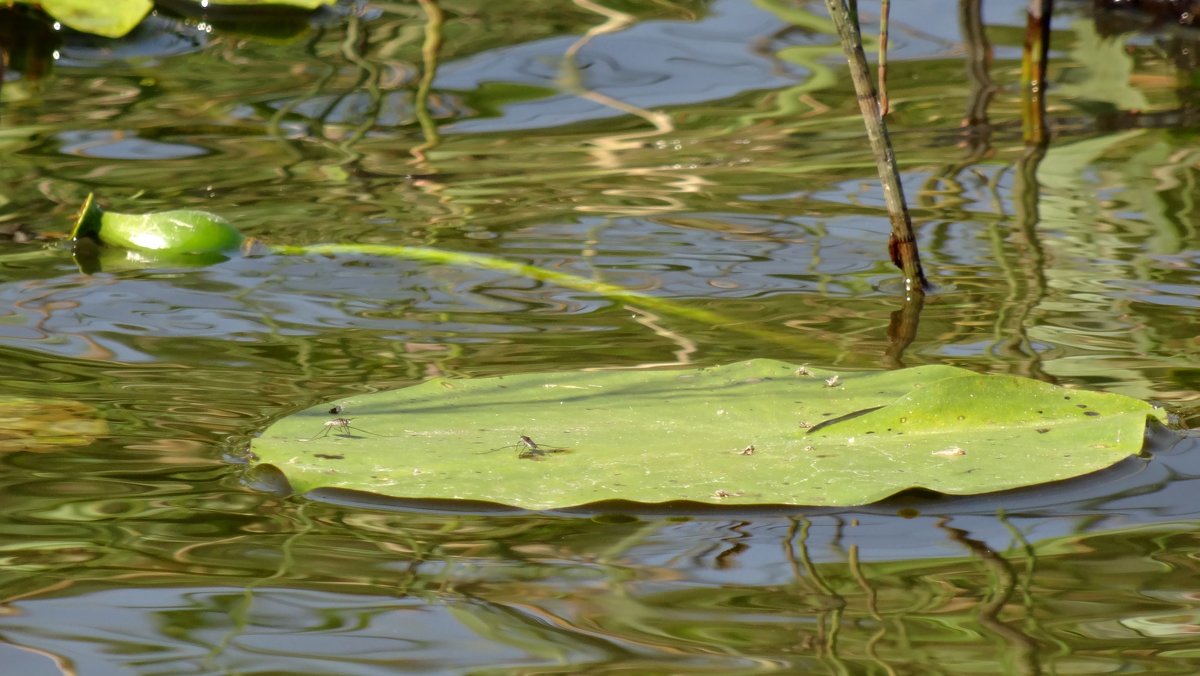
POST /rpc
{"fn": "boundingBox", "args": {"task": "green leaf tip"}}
[248,360,1171,510]
[70,192,103,242]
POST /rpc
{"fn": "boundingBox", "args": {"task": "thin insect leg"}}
[517,435,544,459]
[477,444,518,455]
[328,418,354,436]
[327,418,386,438]
[323,418,393,438]
[300,426,333,442]
[300,417,354,441]
[479,436,569,458]
[340,424,387,437]
[517,436,570,458]
[479,435,540,455]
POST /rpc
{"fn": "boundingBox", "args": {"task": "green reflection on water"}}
[3,499,1200,673]
[1,0,1200,672]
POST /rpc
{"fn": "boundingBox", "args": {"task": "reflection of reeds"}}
[786,516,851,671]
[940,517,1042,674]
[410,0,444,167]
[995,141,1053,383]
[559,0,686,216]
[959,0,997,159]
[585,305,697,370]
[848,542,898,676]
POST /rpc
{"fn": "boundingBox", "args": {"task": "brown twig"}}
[824,0,929,292]
[1021,0,1053,145]
[879,0,890,116]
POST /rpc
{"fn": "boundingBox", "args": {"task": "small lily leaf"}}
[196,0,335,7]
[20,0,332,38]
[248,360,1166,509]
[0,396,108,451]
[34,0,152,38]
[71,193,245,256]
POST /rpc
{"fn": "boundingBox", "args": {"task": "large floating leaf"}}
[248,360,1166,509]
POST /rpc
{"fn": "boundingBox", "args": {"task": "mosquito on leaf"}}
[301,417,386,441]
[479,435,570,459]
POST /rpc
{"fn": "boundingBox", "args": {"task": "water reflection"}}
[3,0,1200,672]
[4,489,1200,673]
[0,220,890,372]
[0,427,1195,673]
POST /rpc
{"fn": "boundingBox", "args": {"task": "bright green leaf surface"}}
[93,209,245,254]
[72,193,245,256]
[249,360,1165,509]
[20,0,332,39]
[33,0,151,38]
[197,0,335,7]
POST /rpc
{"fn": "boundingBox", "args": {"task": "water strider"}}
[301,417,385,441]
[479,435,570,459]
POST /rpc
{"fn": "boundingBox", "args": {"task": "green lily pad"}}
[248,360,1166,509]
[17,0,335,38]
[184,0,335,7]
[33,0,151,38]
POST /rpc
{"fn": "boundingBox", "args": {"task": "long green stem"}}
[270,243,806,351]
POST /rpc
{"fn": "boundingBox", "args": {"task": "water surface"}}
[1,0,1200,673]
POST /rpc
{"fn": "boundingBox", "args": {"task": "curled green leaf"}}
[71,193,245,256]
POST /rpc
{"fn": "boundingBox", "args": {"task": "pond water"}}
[2,0,1200,673]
